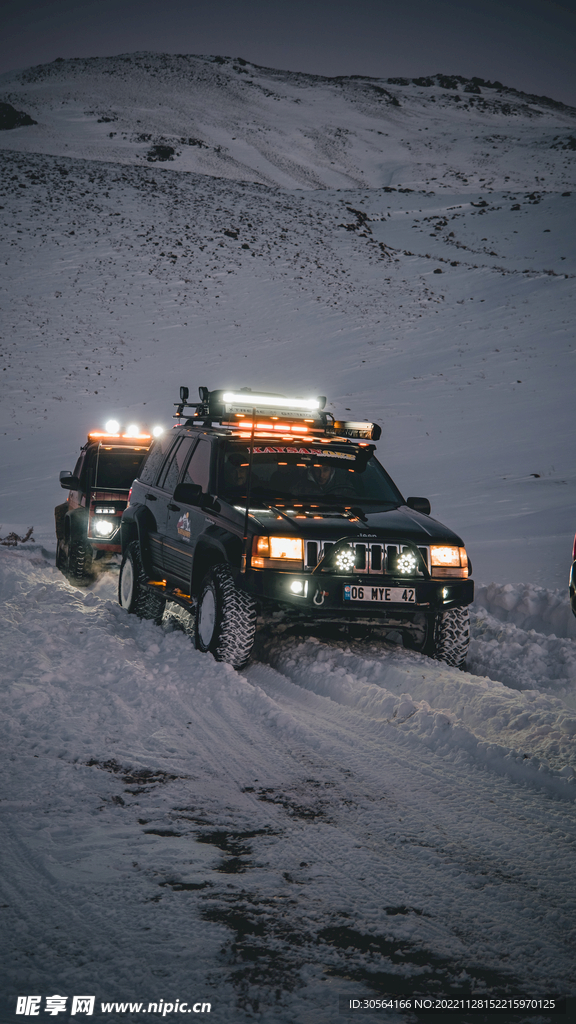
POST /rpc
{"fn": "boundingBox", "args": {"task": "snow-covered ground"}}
[1,547,575,1023]
[1,54,575,1021]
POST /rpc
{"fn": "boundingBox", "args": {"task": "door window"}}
[159,437,196,493]
[139,434,178,485]
[182,438,212,493]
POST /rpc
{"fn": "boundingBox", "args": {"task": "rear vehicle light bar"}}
[87,432,152,444]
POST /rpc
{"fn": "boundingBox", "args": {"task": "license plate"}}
[344,584,416,603]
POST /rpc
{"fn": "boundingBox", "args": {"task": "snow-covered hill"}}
[1,54,576,191]
[1,53,575,1020]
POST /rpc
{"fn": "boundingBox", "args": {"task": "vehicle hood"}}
[246,504,465,547]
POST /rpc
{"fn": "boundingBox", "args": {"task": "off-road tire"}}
[119,541,165,623]
[195,563,257,669]
[430,606,470,669]
[68,537,94,585]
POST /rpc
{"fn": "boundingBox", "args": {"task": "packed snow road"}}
[1,547,575,1023]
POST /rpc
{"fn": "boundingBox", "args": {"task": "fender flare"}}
[120,504,156,577]
[191,535,241,595]
[64,507,88,541]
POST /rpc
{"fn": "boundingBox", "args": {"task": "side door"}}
[136,433,183,574]
[163,438,213,586]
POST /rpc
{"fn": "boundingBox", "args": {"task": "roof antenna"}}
[241,407,257,573]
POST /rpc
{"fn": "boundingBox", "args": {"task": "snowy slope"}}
[1,54,576,1020]
[1,148,574,587]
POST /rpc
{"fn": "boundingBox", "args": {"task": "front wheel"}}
[119,541,165,623]
[427,606,470,669]
[195,564,257,669]
[67,536,94,585]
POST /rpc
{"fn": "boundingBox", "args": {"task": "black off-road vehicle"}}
[118,387,473,669]
[55,428,152,583]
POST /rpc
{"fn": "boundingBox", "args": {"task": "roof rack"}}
[174,387,381,441]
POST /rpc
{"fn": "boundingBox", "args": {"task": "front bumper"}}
[88,540,122,554]
[242,568,474,619]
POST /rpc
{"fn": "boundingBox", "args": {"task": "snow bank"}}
[474,582,576,640]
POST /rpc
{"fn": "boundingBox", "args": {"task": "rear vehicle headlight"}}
[94,519,115,537]
[430,545,468,579]
[251,536,304,569]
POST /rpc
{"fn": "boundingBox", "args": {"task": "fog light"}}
[335,547,355,571]
[397,551,417,574]
[94,519,114,537]
[442,587,449,601]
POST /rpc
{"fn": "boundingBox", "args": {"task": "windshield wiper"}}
[265,503,301,529]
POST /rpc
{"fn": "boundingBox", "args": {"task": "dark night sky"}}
[1,0,576,106]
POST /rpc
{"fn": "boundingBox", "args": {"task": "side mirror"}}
[406,496,431,515]
[59,471,80,490]
[173,482,202,505]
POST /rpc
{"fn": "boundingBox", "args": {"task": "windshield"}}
[218,444,403,507]
[92,447,148,491]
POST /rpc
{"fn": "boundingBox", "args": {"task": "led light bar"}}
[221,391,320,420]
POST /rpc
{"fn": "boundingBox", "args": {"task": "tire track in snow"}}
[252,627,576,789]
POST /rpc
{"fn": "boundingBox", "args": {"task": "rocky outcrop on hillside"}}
[0,102,37,130]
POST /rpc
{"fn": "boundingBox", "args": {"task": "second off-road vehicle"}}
[118,387,473,669]
[55,426,153,583]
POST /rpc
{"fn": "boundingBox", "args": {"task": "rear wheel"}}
[195,563,257,669]
[119,541,165,623]
[55,537,67,571]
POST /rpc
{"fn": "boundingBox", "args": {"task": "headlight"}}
[334,546,356,572]
[430,545,468,578]
[251,536,303,569]
[93,519,115,537]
